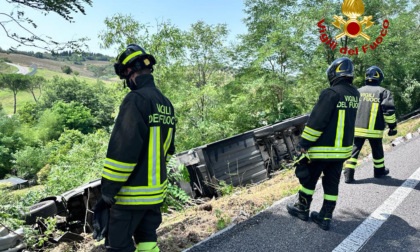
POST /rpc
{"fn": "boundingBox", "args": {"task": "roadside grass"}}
[156,169,300,252]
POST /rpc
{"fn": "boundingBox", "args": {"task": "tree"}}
[0,74,29,114]
[0,111,24,178]
[1,0,92,52]
[27,75,45,102]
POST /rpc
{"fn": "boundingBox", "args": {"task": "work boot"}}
[374,167,389,178]
[343,168,355,183]
[286,191,313,221]
[310,200,336,230]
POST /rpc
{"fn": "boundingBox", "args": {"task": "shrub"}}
[12,146,50,180]
[61,65,72,74]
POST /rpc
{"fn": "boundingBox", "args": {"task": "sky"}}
[0,0,248,57]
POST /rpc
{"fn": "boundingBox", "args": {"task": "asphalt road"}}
[186,135,420,252]
[6,62,30,75]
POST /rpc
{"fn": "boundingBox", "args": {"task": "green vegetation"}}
[60,65,73,74]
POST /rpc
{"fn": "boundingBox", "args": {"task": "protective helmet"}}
[114,44,156,79]
[326,57,354,85]
[365,66,384,84]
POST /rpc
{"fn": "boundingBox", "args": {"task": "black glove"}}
[102,194,116,206]
[388,128,398,136]
[294,153,311,185]
[92,198,111,242]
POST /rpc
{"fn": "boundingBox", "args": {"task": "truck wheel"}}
[25,200,57,225]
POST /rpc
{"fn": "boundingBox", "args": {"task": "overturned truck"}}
[175,114,309,198]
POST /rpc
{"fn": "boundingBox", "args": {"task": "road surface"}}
[186,134,420,252]
[5,62,30,74]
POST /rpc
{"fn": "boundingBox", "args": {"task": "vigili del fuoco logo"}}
[317,0,389,55]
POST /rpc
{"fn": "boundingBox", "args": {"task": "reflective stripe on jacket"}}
[299,79,360,161]
[355,84,396,139]
[101,74,175,210]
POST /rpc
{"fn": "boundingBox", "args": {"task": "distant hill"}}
[0,52,114,79]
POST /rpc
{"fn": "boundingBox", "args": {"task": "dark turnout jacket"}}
[101,74,175,210]
[299,79,360,161]
[354,83,396,138]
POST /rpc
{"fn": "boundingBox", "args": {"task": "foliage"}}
[39,77,118,128]
[12,146,50,180]
[215,209,231,230]
[1,0,92,52]
[0,111,24,178]
[0,74,30,114]
[162,161,191,212]
[61,65,73,74]
[218,181,234,196]
[45,130,109,195]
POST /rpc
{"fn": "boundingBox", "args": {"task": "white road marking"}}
[333,167,420,252]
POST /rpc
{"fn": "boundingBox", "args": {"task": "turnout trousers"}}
[344,137,385,170]
[106,206,162,252]
[300,161,344,201]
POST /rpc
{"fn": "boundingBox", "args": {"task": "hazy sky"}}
[0,0,248,57]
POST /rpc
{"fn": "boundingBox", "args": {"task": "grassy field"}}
[0,62,18,74]
[0,89,39,115]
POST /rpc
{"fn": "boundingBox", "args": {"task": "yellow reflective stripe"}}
[355,127,383,138]
[104,158,136,172]
[304,126,322,136]
[373,158,384,163]
[308,146,352,152]
[119,185,167,195]
[300,186,314,195]
[164,128,173,156]
[302,132,318,142]
[115,192,167,205]
[122,51,145,65]
[148,127,161,186]
[308,153,351,159]
[102,168,130,182]
[119,181,168,195]
[374,163,385,168]
[348,158,357,163]
[335,110,345,147]
[137,242,158,251]
[344,163,356,168]
[369,103,379,130]
[324,194,338,201]
[384,114,396,123]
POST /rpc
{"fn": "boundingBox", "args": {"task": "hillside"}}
[0,53,112,78]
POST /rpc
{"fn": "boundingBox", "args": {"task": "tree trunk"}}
[30,88,38,103]
[13,91,17,114]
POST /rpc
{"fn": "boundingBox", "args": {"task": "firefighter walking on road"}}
[99,44,175,252]
[287,57,360,230]
[343,66,397,183]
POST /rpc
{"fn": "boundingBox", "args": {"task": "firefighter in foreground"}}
[287,57,360,230]
[100,44,175,252]
[343,66,397,183]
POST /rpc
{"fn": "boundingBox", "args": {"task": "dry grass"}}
[157,169,299,252]
[0,53,108,78]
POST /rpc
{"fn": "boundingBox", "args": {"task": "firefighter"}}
[343,66,397,183]
[287,57,360,230]
[100,44,175,252]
